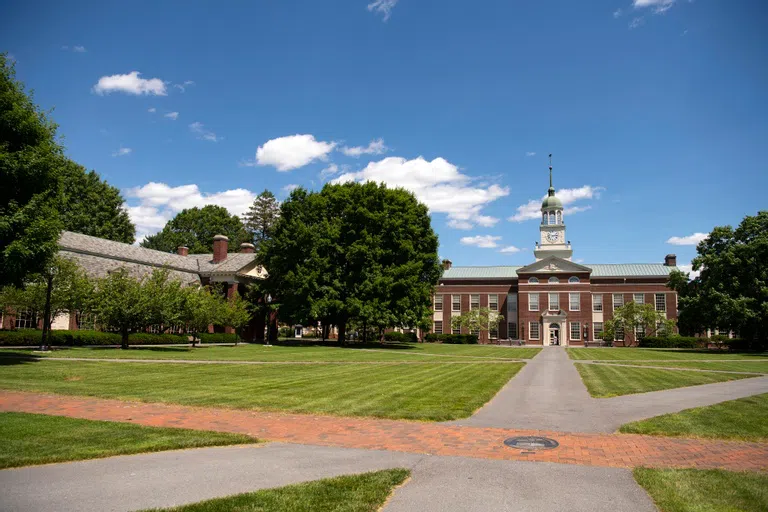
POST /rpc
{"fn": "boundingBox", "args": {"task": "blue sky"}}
[3,0,766,273]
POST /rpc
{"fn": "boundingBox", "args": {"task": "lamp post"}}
[265,294,272,346]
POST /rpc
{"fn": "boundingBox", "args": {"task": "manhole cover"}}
[503,436,559,450]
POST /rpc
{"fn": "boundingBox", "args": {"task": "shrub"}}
[726,338,767,352]
[0,329,190,346]
[638,336,706,349]
[278,326,294,338]
[199,332,240,344]
[129,333,189,345]
[383,331,417,343]
[423,333,478,344]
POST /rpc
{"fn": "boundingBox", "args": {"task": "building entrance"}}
[549,324,561,346]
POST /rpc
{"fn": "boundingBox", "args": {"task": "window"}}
[452,294,461,312]
[434,294,443,311]
[434,321,443,335]
[470,294,480,310]
[470,326,480,336]
[76,312,96,331]
[593,322,604,339]
[569,292,580,311]
[635,325,645,341]
[508,322,518,339]
[488,294,498,311]
[569,276,579,283]
[592,294,603,312]
[529,293,539,311]
[452,323,461,334]
[655,293,666,312]
[633,293,644,304]
[489,324,498,339]
[529,322,540,340]
[549,212,555,225]
[556,211,562,224]
[542,212,547,224]
[548,277,559,284]
[613,293,624,310]
[614,326,624,342]
[570,322,581,341]
[14,309,37,329]
[548,293,559,311]
[507,293,517,313]
[528,277,539,284]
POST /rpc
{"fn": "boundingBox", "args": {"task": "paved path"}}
[2,390,766,472]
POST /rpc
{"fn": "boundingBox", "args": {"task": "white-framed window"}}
[614,326,624,342]
[635,325,645,340]
[556,211,562,224]
[488,294,498,311]
[507,293,517,313]
[508,322,518,339]
[569,276,579,283]
[592,294,603,312]
[570,322,581,341]
[529,293,539,311]
[529,322,540,340]
[613,293,624,310]
[633,293,644,304]
[528,277,539,284]
[76,312,96,331]
[452,294,461,312]
[549,277,559,284]
[470,294,480,310]
[549,212,555,225]
[542,212,547,224]
[655,293,666,312]
[434,294,443,311]
[548,293,559,311]
[470,326,480,335]
[593,322,604,339]
[569,292,580,311]
[14,309,37,329]
[452,323,461,335]
[434,321,443,335]
[489,324,498,339]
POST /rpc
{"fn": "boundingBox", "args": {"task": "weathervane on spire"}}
[549,153,553,188]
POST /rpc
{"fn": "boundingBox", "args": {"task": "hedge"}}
[637,336,706,349]
[423,333,478,344]
[0,330,191,347]
[199,332,241,344]
[383,331,418,343]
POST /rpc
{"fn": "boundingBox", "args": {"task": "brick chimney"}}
[240,243,255,254]
[664,254,677,266]
[442,259,452,270]
[176,246,189,256]
[212,235,229,263]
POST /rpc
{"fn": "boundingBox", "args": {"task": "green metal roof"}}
[442,263,677,280]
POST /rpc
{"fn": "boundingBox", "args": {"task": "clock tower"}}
[534,156,573,261]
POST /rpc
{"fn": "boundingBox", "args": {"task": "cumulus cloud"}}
[93,71,167,96]
[499,246,521,254]
[332,156,508,229]
[508,185,603,222]
[148,107,156,113]
[678,262,701,280]
[189,121,219,142]
[256,134,336,171]
[634,0,676,14]
[282,184,299,194]
[111,147,132,157]
[341,138,388,157]
[319,163,341,180]
[164,111,179,120]
[666,232,708,246]
[368,0,398,21]
[460,235,501,249]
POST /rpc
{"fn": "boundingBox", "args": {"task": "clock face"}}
[546,232,560,243]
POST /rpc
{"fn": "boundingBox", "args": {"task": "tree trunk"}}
[40,273,54,351]
[121,329,129,350]
[362,319,367,343]
[322,323,328,342]
[338,321,346,345]
[379,327,384,343]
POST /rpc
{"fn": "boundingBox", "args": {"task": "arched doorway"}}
[548,323,560,346]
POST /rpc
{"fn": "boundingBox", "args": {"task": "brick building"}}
[433,167,678,346]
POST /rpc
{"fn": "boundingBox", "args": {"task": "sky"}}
[2,0,767,275]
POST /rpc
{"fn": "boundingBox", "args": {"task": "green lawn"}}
[144,469,409,512]
[634,468,768,512]
[574,364,755,398]
[620,393,768,441]
[603,360,768,374]
[0,412,255,469]
[0,344,540,362]
[567,347,768,361]
[0,360,524,421]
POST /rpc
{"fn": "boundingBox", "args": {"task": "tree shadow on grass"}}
[0,352,43,366]
[268,339,418,350]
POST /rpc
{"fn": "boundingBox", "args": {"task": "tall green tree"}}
[0,53,63,286]
[140,205,250,254]
[262,182,442,342]
[669,211,768,346]
[59,160,135,243]
[604,302,676,346]
[451,307,503,336]
[243,189,279,249]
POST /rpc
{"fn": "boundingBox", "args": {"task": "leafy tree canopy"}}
[604,301,676,345]
[451,307,502,334]
[261,182,442,342]
[243,189,279,249]
[140,205,251,254]
[669,211,768,344]
[0,53,63,286]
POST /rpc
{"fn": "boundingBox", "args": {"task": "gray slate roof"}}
[61,250,201,285]
[442,263,677,280]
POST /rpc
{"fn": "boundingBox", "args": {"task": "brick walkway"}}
[2,391,767,472]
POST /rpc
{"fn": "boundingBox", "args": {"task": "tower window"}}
[568,276,579,283]
[528,277,539,284]
[549,212,555,225]
[556,211,562,224]
[548,277,559,284]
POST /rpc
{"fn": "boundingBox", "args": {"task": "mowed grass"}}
[634,468,768,512]
[144,469,410,512]
[567,347,768,361]
[620,393,768,441]
[604,360,768,374]
[574,364,755,398]
[0,344,540,362]
[0,412,254,469]
[0,360,524,421]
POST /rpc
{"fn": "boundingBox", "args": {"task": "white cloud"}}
[525,152,536,157]
[282,184,299,194]
[93,71,167,96]
[629,17,645,29]
[332,156,509,229]
[678,262,701,280]
[666,232,708,246]
[256,134,336,171]
[613,8,623,18]
[634,0,676,14]
[111,147,132,157]
[73,45,87,53]
[368,0,398,21]
[164,111,179,120]
[189,121,219,142]
[148,107,156,113]
[508,185,603,222]
[341,138,388,157]
[173,80,195,92]
[499,246,521,254]
[320,163,341,180]
[460,235,501,249]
